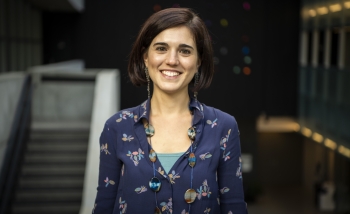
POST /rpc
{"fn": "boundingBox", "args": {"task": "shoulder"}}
[201,103,239,134]
[103,104,140,131]
[202,103,237,125]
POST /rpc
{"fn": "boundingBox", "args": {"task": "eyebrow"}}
[153,42,194,50]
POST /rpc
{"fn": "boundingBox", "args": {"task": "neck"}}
[150,90,190,117]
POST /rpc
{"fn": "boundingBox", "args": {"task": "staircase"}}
[11,126,89,214]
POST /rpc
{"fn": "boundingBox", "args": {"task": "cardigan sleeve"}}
[93,122,122,213]
[217,116,248,214]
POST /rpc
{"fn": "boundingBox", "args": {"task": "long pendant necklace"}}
[143,118,197,214]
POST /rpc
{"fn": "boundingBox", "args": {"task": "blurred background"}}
[0,0,349,213]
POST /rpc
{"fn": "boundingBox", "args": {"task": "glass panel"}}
[330,28,339,67]
[307,31,313,65]
[318,30,325,66]
[345,29,350,70]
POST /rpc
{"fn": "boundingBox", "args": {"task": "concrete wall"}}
[32,81,94,122]
[0,72,26,170]
[80,70,120,214]
[31,71,96,124]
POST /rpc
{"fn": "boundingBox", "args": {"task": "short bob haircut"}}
[128,8,214,92]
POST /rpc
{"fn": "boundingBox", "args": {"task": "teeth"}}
[162,70,180,77]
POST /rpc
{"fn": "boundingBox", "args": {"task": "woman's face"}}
[144,25,201,96]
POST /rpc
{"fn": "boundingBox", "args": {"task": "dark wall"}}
[257,132,303,187]
[42,0,300,118]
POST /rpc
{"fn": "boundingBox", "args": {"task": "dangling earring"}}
[194,72,199,100]
[145,67,150,99]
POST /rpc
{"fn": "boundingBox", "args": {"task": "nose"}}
[165,50,179,66]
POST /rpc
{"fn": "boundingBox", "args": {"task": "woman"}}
[94,8,247,214]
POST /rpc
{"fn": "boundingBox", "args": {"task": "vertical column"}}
[312,30,319,68]
[31,9,42,66]
[9,0,18,71]
[23,0,31,69]
[299,31,308,66]
[0,0,6,73]
[18,0,25,71]
[311,30,318,99]
[323,29,331,102]
[338,27,345,70]
[324,29,331,69]
[336,27,345,105]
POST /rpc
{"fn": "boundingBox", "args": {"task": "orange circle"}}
[243,67,251,75]
[153,4,161,12]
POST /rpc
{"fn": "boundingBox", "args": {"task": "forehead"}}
[151,26,196,46]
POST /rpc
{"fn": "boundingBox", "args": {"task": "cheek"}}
[184,60,199,71]
[148,54,164,67]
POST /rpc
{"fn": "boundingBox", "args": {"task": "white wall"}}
[0,72,26,170]
[80,70,120,214]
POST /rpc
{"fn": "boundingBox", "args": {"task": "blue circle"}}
[242,46,250,55]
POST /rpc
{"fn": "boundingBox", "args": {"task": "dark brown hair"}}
[128,8,214,92]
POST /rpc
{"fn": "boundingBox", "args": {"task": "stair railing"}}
[0,75,32,214]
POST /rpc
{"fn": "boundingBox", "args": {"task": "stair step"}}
[29,133,89,141]
[12,128,89,213]
[24,154,86,164]
[27,143,87,152]
[15,190,82,202]
[22,165,85,176]
[12,203,80,214]
[19,177,84,189]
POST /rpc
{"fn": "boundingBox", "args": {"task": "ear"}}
[197,59,201,68]
[143,50,149,68]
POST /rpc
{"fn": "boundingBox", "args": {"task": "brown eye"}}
[180,49,191,55]
[156,46,167,52]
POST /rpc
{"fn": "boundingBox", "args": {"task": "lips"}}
[161,70,181,77]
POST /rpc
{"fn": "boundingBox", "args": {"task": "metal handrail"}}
[0,74,32,214]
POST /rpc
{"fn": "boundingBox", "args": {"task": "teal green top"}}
[157,152,185,174]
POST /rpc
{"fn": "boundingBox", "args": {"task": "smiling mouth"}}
[161,70,181,77]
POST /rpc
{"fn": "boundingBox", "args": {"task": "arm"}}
[218,116,247,214]
[93,122,122,213]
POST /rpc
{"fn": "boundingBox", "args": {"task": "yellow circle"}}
[220,19,228,27]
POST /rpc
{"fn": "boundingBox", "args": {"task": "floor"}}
[247,186,335,214]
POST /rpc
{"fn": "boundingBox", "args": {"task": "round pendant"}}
[149,149,157,162]
[188,152,196,167]
[149,177,161,192]
[154,207,162,214]
[184,188,196,203]
[145,123,155,137]
[187,127,196,140]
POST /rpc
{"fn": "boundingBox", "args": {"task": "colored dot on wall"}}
[242,35,249,43]
[233,66,241,74]
[153,4,161,12]
[243,67,251,75]
[220,47,228,55]
[244,56,252,64]
[242,46,250,55]
[220,19,228,27]
[243,2,251,11]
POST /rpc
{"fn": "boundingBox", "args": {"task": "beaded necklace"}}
[142,116,197,214]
